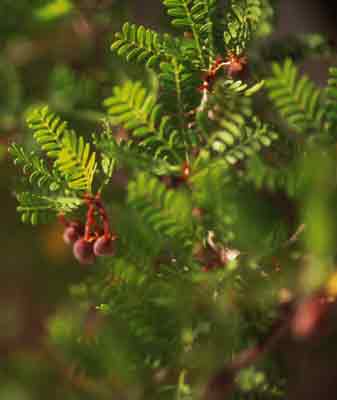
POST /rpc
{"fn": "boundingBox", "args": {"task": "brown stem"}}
[58,213,69,227]
[84,203,96,241]
[94,195,112,240]
[203,302,292,400]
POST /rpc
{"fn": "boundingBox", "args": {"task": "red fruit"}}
[63,226,81,245]
[73,238,95,264]
[93,236,116,257]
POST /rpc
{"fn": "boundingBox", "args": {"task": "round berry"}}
[71,221,85,234]
[63,226,81,245]
[93,236,116,257]
[73,238,95,264]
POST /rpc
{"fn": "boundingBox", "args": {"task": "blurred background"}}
[0,0,336,399]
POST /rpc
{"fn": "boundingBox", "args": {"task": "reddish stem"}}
[181,162,191,180]
[84,203,96,241]
[58,213,69,227]
[203,302,292,400]
[96,197,111,240]
[83,193,115,241]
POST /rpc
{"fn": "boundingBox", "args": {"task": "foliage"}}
[266,58,324,134]
[104,81,183,163]
[223,0,263,53]
[6,0,337,399]
[325,67,337,134]
[27,106,97,193]
[111,22,168,69]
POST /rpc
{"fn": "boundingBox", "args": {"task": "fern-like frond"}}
[209,116,278,165]
[111,23,173,69]
[224,0,262,54]
[159,59,201,117]
[246,155,302,198]
[195,77,255,145]
[223,78,265,97]
[56,131,97,192]
[104,81,183,163]
[163,0,215,66]
[325,67,337,134]
[17,192,82,225]
[196,0,217,57]
[127,172,193,247]
[266,58,324,134]
[94,128,175,177]
[27,106,97,192]
[9,143,62,191]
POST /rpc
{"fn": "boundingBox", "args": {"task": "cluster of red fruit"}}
[60,194,117,265]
